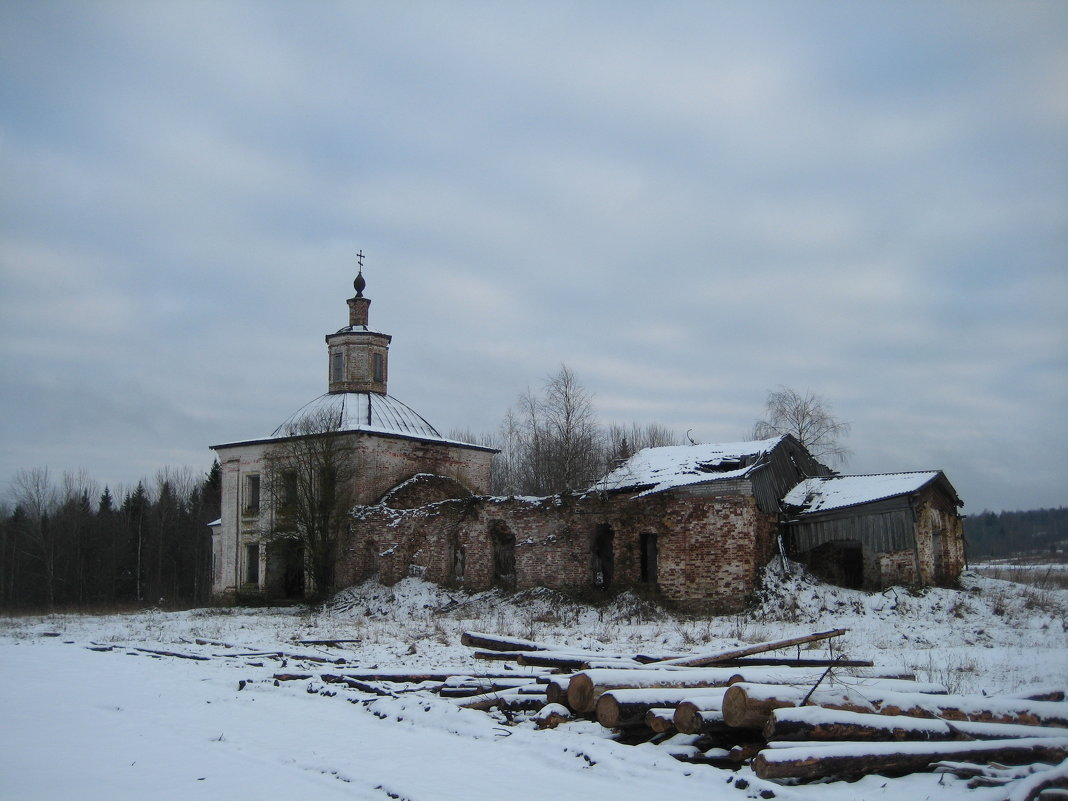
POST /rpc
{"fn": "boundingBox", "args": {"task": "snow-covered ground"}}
[2,564,1066,801]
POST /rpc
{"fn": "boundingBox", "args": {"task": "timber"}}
[753,737,1068,782]
[765,706,1068,743]
[460,631,552,652]
[595,688,728,729]
[654,629,848,668]
[645,708,677,734]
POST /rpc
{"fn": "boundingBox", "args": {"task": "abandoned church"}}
[210,268,965,610]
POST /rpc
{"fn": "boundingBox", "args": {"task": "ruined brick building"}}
[210,268,965,609]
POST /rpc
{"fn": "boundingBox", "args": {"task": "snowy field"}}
[1,564,1066,801]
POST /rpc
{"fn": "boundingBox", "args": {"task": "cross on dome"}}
[354,250,366,297]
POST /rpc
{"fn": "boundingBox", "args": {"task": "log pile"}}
[456,628,1068,788]
[85,626,1068,793]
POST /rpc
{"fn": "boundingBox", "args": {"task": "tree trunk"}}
[460,631,552,652]
[752,738,1068,782]
[595,687,728,729]
[765,706,1068,743]
[654,629,848,668]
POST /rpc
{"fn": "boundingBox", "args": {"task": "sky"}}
[1,1,1065,514]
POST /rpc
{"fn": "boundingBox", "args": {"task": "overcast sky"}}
[2,1,1065,514]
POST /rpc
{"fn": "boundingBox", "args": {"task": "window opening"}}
[245,542,260,585]
[245,474,260,514]
[593,524,614,588]
[640,532,658,583]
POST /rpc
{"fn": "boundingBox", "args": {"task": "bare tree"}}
[261,407,359,601]
[605,422,682,465]
[9,468,60,607]
[752,386,851,464]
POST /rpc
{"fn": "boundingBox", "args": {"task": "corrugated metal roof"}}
[271,392,445,441]
[592,437,786,495]
[783,472,942,514]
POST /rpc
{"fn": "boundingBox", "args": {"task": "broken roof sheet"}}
[592,436,786,496]
[782,471,943,514]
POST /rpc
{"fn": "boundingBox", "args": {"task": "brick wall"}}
[344,484,779,612]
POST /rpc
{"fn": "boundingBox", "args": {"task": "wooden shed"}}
[781,471,965,590]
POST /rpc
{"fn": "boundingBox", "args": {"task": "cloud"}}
[0,0,1065,512]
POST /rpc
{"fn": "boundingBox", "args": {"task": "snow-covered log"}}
[722,683,878,728]
[765,706,1068,743]
[595,687,729,729]
[645,707,677,733]
[564,665,864,714]
[653,629,848,668]
[724,682,1068,730]
[460,631,553,652]
[752,737,1068,782]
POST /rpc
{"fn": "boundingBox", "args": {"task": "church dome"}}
[272,392,445,441]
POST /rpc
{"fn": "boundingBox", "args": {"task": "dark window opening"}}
[332,352,344,382]
[282,471,298,508]
[640,532,658,584]
[267,539,304,599]
[451,544,466,586]
[802,540,864,589]
[373,352,384,383]
[245,542,260,585]
[491,522,516,590]
[593,524,614,589]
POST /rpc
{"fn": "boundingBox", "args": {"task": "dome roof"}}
[271,392,444,441]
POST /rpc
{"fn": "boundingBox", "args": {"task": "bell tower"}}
[325,252,392,395]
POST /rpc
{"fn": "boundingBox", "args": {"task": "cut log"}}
[566,667,746,714]
[1000,756,1068,801]
[674,696,731,735]
[297,638,362,646]
[653,629,848,668]
[460,631,553,652]
[455,687,547,711]
[595,687,728,729]
[133,647,211,661]
[516,651,641,670]
[765,706,1068,743]
[752,737,1068,782]
[872,690,1068,728]
[724,682,1068,730]
[535,704,573,729]
[545,677,571,707]
[272,672,314,682]
[645,707,677,734]
[717,657,875,669]
[722,683,878,729]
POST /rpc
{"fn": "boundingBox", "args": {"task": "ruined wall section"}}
[343,433,494,505]
[344,487,779,612]
[913,486,966,586]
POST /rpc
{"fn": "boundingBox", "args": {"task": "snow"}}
[1,567,1066,800]
[593,436,785,495]
[782,471,942,513]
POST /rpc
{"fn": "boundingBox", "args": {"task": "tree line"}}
[964,507,1068,559]
[1,363,854,609]
[0,464,220,611]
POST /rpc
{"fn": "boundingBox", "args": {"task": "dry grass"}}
[971,562,1068,590]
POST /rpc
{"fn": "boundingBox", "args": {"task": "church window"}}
[332,352,344,382]
[373,352,384,383]
[245,474,260,514]
[245,542,260,585]
[282,471,298,508]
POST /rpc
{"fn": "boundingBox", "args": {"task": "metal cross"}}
[356,250,365,271]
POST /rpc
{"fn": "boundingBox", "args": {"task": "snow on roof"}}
[782,471,942,514]
[593,436,786,496]
[271,392,446,442]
